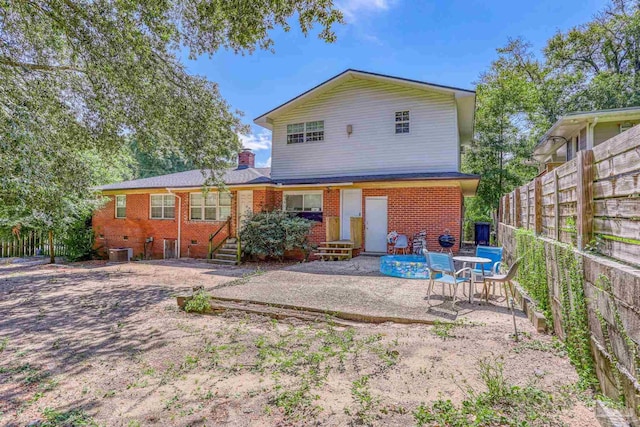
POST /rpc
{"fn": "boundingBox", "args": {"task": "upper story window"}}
[115,195,126,218]
[150,194,175,219]
[189,192,232,221]
[395,111,410,134]
[287,121,325,143]
[283,191,323,212]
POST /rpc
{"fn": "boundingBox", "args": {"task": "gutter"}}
[275,182,354,188]
[166,188,182,258]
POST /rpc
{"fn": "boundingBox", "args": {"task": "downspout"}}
[166,188,182,258]
[587,117,598,150]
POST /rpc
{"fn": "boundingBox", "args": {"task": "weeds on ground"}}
[413,360,568,426]
[513,337,566,356]
[41,407,99,426]
[347,375,380,425]
[202,320,400,423]
[432,318,482,340]
[184,289,211,313]
[0,337,7,352]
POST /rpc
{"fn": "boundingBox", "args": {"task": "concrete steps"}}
[210,237,240,265]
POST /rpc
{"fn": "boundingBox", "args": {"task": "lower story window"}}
[150,194,175,219]
[284,191,323,212]
[115,195,126,218]
[190,192,232,221]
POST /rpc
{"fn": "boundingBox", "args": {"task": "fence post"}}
[504,193,511,226]
[524,185,529,229]
[576,149,595,250]
[553,170,560,241]
[514,187,522,228]
[534,177,542,235]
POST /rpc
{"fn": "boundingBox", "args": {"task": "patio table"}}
[452,256,491,303]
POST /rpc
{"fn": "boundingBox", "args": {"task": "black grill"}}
[438,232,455,249]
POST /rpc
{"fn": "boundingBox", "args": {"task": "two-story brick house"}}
[93,69,479,260]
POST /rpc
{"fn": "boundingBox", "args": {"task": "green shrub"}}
[184,289,212,313]
[62,220,99,262]
[239,210,315,261]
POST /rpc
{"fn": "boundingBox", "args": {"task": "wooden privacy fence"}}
[0,230,68,258]
[500,124,640,266]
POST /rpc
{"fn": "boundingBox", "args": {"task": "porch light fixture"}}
[546,135,569,145]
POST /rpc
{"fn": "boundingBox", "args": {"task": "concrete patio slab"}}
[209,256,517,324]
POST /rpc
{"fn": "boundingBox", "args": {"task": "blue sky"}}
[185,0,607,168]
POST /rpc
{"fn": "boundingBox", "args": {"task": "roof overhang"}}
[533,107,640,161]
[254,69,476,144]
[272,172,480,196]
[101,175,480,196]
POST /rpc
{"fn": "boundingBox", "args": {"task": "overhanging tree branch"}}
[0,57,84,73]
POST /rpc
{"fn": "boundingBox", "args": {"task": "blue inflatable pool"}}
[380,254,430,279]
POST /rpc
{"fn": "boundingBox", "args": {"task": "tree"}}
[545,0,640,110]
[129,139,195,179]
[0,0,343,259]
[464,0,640,232]
[462,39,540,234]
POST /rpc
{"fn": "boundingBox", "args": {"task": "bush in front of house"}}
[62,219,100,262]
[239,210,314,261]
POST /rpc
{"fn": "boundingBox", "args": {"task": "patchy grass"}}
[432,318,483,340]
[41,407,98,427]
[0,260,597,426]
[413,360,569,427]
[513,337,567,356]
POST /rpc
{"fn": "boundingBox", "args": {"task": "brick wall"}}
[93,191,236,259]
[93,185,464,260]
[361,186,463,253]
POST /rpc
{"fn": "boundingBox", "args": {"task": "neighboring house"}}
[93,69,479,261]
[533,107,640,173]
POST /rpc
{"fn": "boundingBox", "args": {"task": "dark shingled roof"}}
[99,169,479,191]
[99,167,272,190]
[271,171,479,185]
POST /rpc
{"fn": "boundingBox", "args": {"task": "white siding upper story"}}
[265,78,462,180]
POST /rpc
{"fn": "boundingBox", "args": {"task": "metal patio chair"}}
[425,251,472,305]
[472,246,504,296]
[482,258,523,341]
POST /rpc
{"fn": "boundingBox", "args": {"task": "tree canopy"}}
[463,0,640,232]
[0,0,343,233]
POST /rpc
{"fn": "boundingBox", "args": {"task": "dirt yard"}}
[0,258,598,426]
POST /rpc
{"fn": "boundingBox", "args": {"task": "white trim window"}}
[115,195,126,218]
[150,194,175,219]
[395,111,410,134]
[189,192,232,221]
[283,191,323,212]
[287,121,325,144]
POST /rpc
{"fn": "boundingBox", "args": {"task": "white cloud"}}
[238,130,272,151]
[337,0,394,21]
[256,156,272,168]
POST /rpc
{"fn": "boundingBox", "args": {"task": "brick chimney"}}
[238,149,255,169]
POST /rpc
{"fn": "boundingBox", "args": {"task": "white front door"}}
[365,196,388,253]
[237,190,253,229]
[341,189,362,240]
